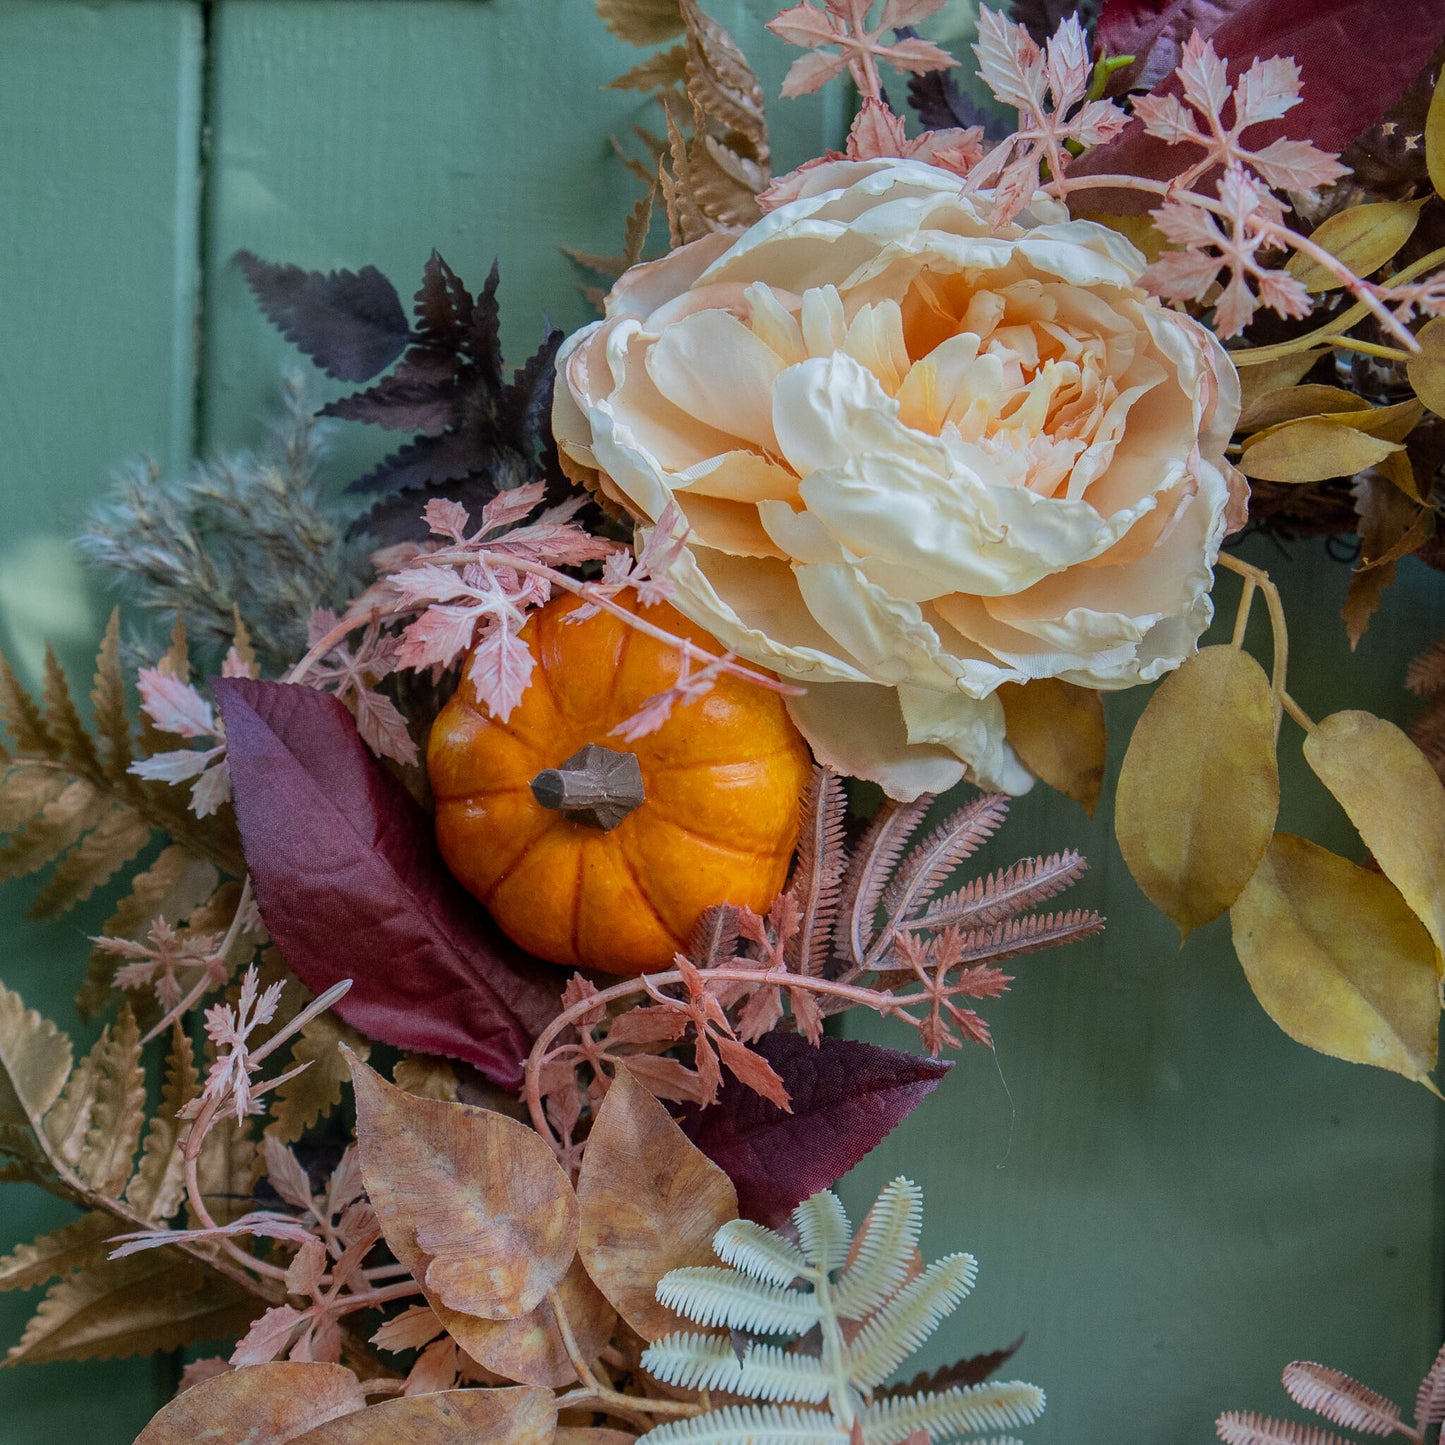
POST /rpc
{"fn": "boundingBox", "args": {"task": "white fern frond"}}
[833,1177,922,1321]
[644,1332,832,1403]
[794,1189,851,1272]
[714,1218,810,1288]
[860,1382,1047,1444]
[1281,1362,1401,1435]
[657,1266,822,1336]
[641,1404,849,1445]
[1216,1412,1352,1445]
[1417,1342,1445,1426]
[845,1253,978,1388]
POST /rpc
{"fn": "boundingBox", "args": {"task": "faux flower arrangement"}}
[2,0,1445,1440]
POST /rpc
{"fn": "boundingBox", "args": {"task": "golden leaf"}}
[1237,383,1370,432]
[0,764,68,834]
[1235,350,1321,413]
[0,648,55,756]
[0,981,73,1131]
[1407,315,1445,417]
[1286,200,1425,292]
[597,0,683,46]
[1239,419,1403,482]
[125,1026,199,1221]
[393,1053,461,1103]
[576,1066,738,1341]
[1427,67,1445,200]
[608,44,689,92]
[90,609,133,774]
[133,1361,367,1445]
[286,1388,557,1445]
[0,776,105,882]
[265,1014,370,1145]
[6,1248,257,1365]
[1115,647,1279,937]
[1328,397,1425,444]
[42,645,100,774]
[349,1054,578,1322]
[75,1005,147,1195]
[31,803,152,918]
[1302,710,1445,967]
[998,678,1107,816]
[0,1212,116,1294]
[680,0,768,159]
[1231,834,1440,1088]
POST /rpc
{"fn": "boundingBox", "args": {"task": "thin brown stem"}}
[1231,576,1257,649]
[1280,690,1316,733]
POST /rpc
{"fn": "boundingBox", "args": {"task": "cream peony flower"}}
[554,158,1243,801]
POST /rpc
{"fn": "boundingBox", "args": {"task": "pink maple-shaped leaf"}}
[395,601,485,673]
[136,668,216,738]
[1134,92,1198,145]
[465,616,535,723]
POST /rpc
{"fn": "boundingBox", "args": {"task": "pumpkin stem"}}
[530,743,646,831]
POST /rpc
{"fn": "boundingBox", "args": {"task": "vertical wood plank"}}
[0,2,203,1436]
[841,540,1445,1440]
[201,0,847,472]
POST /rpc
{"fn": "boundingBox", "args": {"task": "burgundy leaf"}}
[214,677,565,1089]
[680,1032,951,1225]
[882,1335,1027,1396]
[1078,0,1445,206]
[236,251,411,383]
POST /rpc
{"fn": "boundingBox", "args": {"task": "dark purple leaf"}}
[236,251,411,383]
[414,251,474,349]
[1078,0,1445,206]
[1008,0,1100,45]
[214,677,565,1089]
[347,430,485,495]
[1095,0,1246,90]
[680,1032,951,1225]
[907,68,1001,135]
[321,373,456,435]
[466,261,505,393]
[882,1336,1027,1396]
[346,466,535,544]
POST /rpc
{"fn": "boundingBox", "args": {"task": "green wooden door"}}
[1,2,1441,1440]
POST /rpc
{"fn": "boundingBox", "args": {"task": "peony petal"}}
[785,680,967,801]
[672,450,798,505]
[896,685,1034,795]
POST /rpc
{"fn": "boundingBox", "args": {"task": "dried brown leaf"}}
[576,1065,738,1340]
[75,1005,146,1194]
[284,1388,556,1445]
[1116,647,1279,937]
[598,0,683,46]
[349,1054,577,1322]
[680,0,768,157]
[133,1361,367,1445]
[393,1053,461,1103]
[0,1211,116,1293]
[998,678,1107,815]
[125,1026,199,1221]
[1231,834,1440,1089]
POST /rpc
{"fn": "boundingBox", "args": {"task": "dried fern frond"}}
[641,1178,1045,1445]
[1217,1412,1353,1445]
[1407,634,1445,782]
[76,371,364,671]
[0,617,243,922]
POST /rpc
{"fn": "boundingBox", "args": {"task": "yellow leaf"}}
[1239,419,1403,482]
[393,1053,460,1102]
[597,0,683,45]
[1428,68,1445,200]
[1331,396,1425,444]
[1302,710,1445,967]
[349,1054,576,1323]
[1407,315,1445,417]
[1286,200,1425,292]
[1238,383,1370,432]
[0,981,72,1132]
[1116,647,1279,938]
[285,1389,557,1445]
[1077,211,1167,263]
[134,1362,367,1445]
[1235,350,1321,412]
[1231,834,1440,1089]
[998,678,1107,815]
[576,1066,737,1341]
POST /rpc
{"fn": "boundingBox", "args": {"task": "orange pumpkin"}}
[427,593,812,975]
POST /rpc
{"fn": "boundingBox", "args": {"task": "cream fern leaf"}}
[641,1179,1045,1445]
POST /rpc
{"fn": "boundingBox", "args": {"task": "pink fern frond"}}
[1415,1342,1445,1427]
[879,793,1010,929]
[1281,1362,1401,1435]
[785,768,849,978]
[688,903,744,970]
[919,850,1089,930]
[1216,1411,1352,1445]
[837,796,932,968]
[874,909,1103,983]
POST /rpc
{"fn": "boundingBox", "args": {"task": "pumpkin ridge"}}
[612,841,687,955]
[603,615,634,717]
[436,783,533,805]
[474,815,561,905]
[567,842,586,965]
[637,811,793,862]
[452,695,545,753]
[640,745,805,772]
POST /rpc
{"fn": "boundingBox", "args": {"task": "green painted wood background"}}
[0,2,1441,1441]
